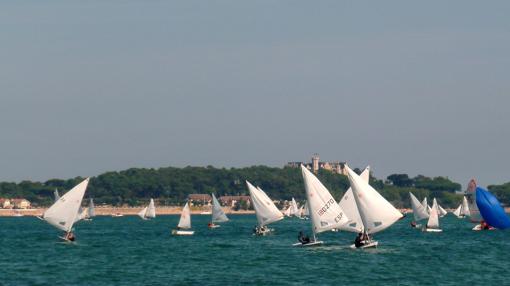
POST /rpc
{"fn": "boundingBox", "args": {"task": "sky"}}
[0,1,509,187]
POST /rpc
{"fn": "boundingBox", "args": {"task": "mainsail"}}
[345,165,403,234]
[466,179,482,222]
[88,198,96,217]
[409,192,429,222]
[426,198,440,229]
[290,198,300,217]
[139,198,156,219]
[54,189,60,202]
[461,196,470,216]
[476,187,510,229]
[338,166,370,233]
[301,165,349,234]
[211,193,229,223]
[421,198,429,213]
[246,181,284,227]
[437,203,448,217]
[43,178,90,232]
[177,202,192,229]
[452,205,462,218]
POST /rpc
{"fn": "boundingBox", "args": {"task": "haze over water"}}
[1,1,510,186]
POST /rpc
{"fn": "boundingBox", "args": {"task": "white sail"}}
[303,202,310,216]
[426,198,440,229]
[409,192,429,222]
[211,194,229,223]
[452,205,462,218]
[338,166,370,233]
[461,196,470,216]
[246,181,284,227]
[88,198,95,217]
[290,198,300,217]
[345,165,402,234]
[421,197,429,213]
[301,165,349,234]
[298,205,305,217]
[43,178,90,232]
[437,203,448,217]
[177,202,192,229]
[465,179,481,222]
[146,198,156,218]
[138,207,148,219]
[283,206,292,217]
[54,189,60,202]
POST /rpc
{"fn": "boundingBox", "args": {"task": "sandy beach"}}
[0,207,255,217]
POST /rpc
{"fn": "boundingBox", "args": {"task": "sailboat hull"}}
[423,228,443,232]
[292,241,324,247]
[208,224,220,229]
[172,229,194,236]
[350,241,378,249]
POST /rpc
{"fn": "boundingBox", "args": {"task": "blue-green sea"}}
[2,214,509,286]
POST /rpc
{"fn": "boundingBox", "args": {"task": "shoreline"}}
[0,207,255,217]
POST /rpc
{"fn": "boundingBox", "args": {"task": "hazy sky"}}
[1,1,509,187]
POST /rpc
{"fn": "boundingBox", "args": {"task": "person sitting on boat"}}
[298,231,311,244]
[410,221,417,228]
[65,231,75,242]
[354,232,364,248]
[481,221,490,230]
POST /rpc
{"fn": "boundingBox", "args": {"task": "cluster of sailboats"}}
[39,168,510,247]
[409,178,510,232]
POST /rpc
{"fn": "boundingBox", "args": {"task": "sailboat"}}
[43,178,90,241]
[437,200,448,217]
[475,187,510,230]
[172,202,194,235]
[290,198,300,217]
[465,179,482,227]
[409,192,429,228]
[246,181,284,236]
[54,189,60,202]
[453,197,470,218]
[294,165,349,247]
[345,165,403,248]
[283,205,292,217]
[138,198,156,220]
[338,166,370,233]
[423,198,442,232]
[298,204,309,220]
[88,198,96,218]
[209,194,229,228]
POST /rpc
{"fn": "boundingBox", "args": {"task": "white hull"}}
[172,229,194,236]
[292,240,324,247]
[472,225,495,231]
[424,228,443,232]
[208,224,220,229]
[350,241,378,249]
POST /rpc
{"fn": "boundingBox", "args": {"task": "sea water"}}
[1,215,509,285]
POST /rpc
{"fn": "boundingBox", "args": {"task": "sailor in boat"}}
[297,231,311,245]
[410,221,417,228]
[253,225,268,235]
[64,231,75,242]
[479,220,494,230]
[354,232,364,248]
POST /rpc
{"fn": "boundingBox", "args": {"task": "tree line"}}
[0,165,508,208]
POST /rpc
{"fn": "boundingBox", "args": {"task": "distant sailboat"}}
[345,165,403,248]
[209,194,229,228]
[246,181,284,236]
[289,198,300,217]
[88,198,96,218]
[54,189,60,202]
[294,165,349,246]
[409,192,429,228]
[43,178,90,241]
[338,166,370,233]
[283,206,292,217]
[465,179,482,223]
[138,198,156,220]
[475,187,510,230]
[423,198,442,232]
[421,197,431,214]
[437,201,448,217]
[453,197,470,218]
[172,202,194,235]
